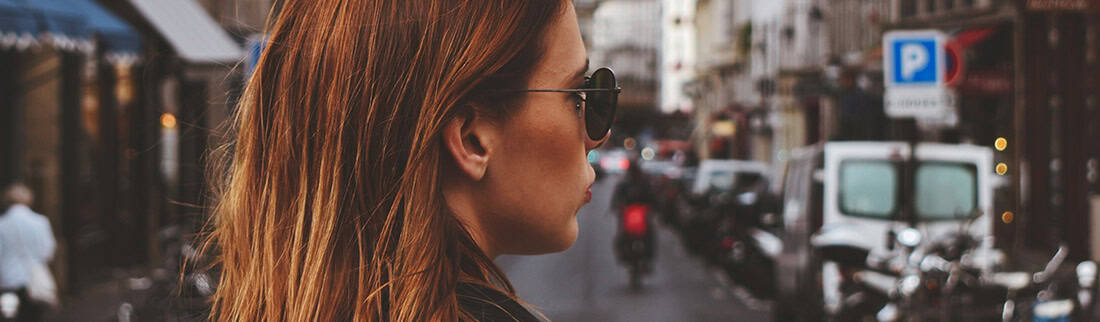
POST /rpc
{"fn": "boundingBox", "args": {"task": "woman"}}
[206,1,619,321]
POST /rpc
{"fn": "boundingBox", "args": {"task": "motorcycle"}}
[993,246,1098,322]
[717,191,782,299]
[614,203,655,289]
[878,230,1005,321]
[913,227,1099,321]
[812,226,944,321]
[847,233,1098,322]
[812,227,905,321]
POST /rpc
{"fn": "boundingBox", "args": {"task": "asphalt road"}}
[497,175,772,322]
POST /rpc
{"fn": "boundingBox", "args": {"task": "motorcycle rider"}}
[611,159,657,272]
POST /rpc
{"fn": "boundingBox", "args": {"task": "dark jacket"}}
[457,283,539,322]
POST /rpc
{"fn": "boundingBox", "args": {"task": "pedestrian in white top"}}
[0,183,56,322]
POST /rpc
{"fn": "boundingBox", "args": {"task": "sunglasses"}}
[498,67,621,141]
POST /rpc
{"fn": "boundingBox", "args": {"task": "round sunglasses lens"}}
[585,68,617,141]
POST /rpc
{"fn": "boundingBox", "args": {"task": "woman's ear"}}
[442,109,494,181]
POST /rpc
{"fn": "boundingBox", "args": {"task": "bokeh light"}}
[160,113,177,129]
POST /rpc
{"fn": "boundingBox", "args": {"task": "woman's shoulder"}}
[456,283,540,322]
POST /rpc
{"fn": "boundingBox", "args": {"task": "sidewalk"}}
[43,269,209,322]
[44,280,128,322]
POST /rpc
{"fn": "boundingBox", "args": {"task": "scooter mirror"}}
[897,228,922,248]
[1077,261,1097,288]
[1034,245,1069,284]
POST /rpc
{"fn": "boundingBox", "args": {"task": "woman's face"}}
[478,3,601,255]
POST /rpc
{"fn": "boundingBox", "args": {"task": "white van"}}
[773,141,996,320]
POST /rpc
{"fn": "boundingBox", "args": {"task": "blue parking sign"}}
[891,39,937,83]
[883,30,952,119]
[884,30,946,88]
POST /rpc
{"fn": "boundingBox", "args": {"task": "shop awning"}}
[948,26,996,52]
[0,0,141,59]
[0,0,37,49]
[19,0,86,50]
[65,0,143,55]
[129,0,242,64]
[947,26,1010,94]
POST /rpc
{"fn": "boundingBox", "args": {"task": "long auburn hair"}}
[204,1,566,320]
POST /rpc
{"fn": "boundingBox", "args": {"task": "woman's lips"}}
[584,189,593,203]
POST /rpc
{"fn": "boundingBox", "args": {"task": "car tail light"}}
[721,237,735,250]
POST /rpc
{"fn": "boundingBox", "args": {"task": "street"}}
[497,175,772,322]
[4,0,1100,320]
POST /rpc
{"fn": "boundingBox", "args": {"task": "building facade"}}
[661,0,698,114]
[592,0,662,140]
[2,0,247,293]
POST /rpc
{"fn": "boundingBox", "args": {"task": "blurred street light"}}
[161,113,177,129]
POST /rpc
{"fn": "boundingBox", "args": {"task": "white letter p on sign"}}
[900,43,928,80]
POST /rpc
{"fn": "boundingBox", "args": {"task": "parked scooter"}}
[653,174,691,228]
[813,231,895,321]
[876,229,1004,321]
[681,182,779,266]
[679,189,733,260]
[994,246,1098,322]
[811,227,930,321]
[717,190,782,299]
[842,232,1098,322]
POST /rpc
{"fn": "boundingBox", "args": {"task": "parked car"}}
[675,159,769,228]
[689,160,770,196]
[599,149,631,175]
[637,159,686,219]
[660,166,697,228]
